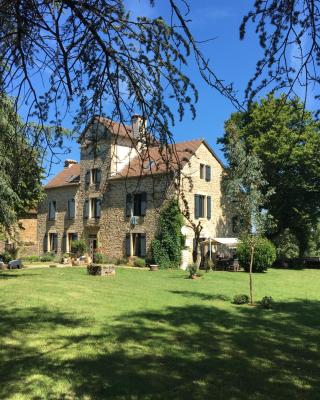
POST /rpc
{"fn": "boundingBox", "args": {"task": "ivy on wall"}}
[151,199,184,269]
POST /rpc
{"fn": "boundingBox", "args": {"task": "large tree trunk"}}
[249,244,254,305]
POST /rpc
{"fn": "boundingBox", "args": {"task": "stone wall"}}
[37,185,81,255]
[18,213,38,256]
[179,142,234,265]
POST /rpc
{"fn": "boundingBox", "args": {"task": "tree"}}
[0,95,43,232]
[221,121,273,304]
[0,0,241,161]
[241,0,320,112]
[220,94,320,255]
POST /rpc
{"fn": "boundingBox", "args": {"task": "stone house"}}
[37,116,234,266]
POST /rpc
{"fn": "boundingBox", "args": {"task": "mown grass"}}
[0,267,319,399]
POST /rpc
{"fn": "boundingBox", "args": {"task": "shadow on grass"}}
[0,272,41,279]
[0,301,319,399]
[169,290,231,301]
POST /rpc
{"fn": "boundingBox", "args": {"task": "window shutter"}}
[63,233,67,252]
[194,195,200,219]
[207,196,211,220]
[96,169,101,183]
[141,192,147,216]
[125,233,131,257]
[140,234,146,257]
[96,199,101,218]
[126,194,132,217]
[85,170,90,184]
[43,233,48,252]
[84,200,89,218]
[205,165,211,182]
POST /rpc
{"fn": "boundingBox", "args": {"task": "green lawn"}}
[0,267,319,400]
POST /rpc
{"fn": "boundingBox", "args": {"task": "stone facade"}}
[37,117,234,266]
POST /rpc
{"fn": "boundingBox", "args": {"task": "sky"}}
[37,0,266,182]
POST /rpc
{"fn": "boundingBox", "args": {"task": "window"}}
[194,194,205,219]
[126,192,147,217]
[91,168,101,184]
[125,233,146,258]
[48,233,58,252]
[68,232,78,253]
[67,199,75,219]
[48,200,56,220]
[90,198,101,218]
[200,164,204,179]
[205,165,211,182]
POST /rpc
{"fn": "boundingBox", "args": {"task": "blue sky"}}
[40,0,265,182]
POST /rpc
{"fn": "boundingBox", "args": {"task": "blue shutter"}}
[126,194,132,217]
[205,165,211,182]
[84,200,89,218]
[194,195,200,219]
[207,196,211,220]
[140,234,146,257]
[141,192,147,216]
[43,233,48,253]
[96,199,101,218]
[96,169,101,183]
[125,233,131,257]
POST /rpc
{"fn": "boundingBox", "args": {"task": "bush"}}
[260,296,274,309]
[133,257,146,268]
[237,236,276,273]
[93,253,118,264]
[93,252,106,263]
[87,264,101,275]
[274,229,299,260]
[49,264,57,268]
[40,252,56,262]
[0,251,13,263]
[151,239,171,269]
[187,263,198,278]
[115,257,128,265]
[22,255,40,263]
[71,239,88,257]
[233,294,249,304]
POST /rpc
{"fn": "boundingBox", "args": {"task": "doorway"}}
[88,234,98,258]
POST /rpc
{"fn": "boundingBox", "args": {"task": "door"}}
[88,235,97,258]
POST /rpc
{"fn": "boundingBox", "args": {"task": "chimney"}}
[64,159,78,168]
[131,114,147,140]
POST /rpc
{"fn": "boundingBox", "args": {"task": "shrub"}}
[260,296,274,309]
[237,236,276,273]
[187,263,198,278]
[133,257,146,268]
[274,229,299,260]
[22,255,40,263]
[93,252,106,263]
[233,294,249,305]
[49,264,57,268]
[0,251,13,263]
[40,252,56,262]
[115,257,128,265]
[87,264,101,275]
[71,239,88,257]
[151,239,171,269]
